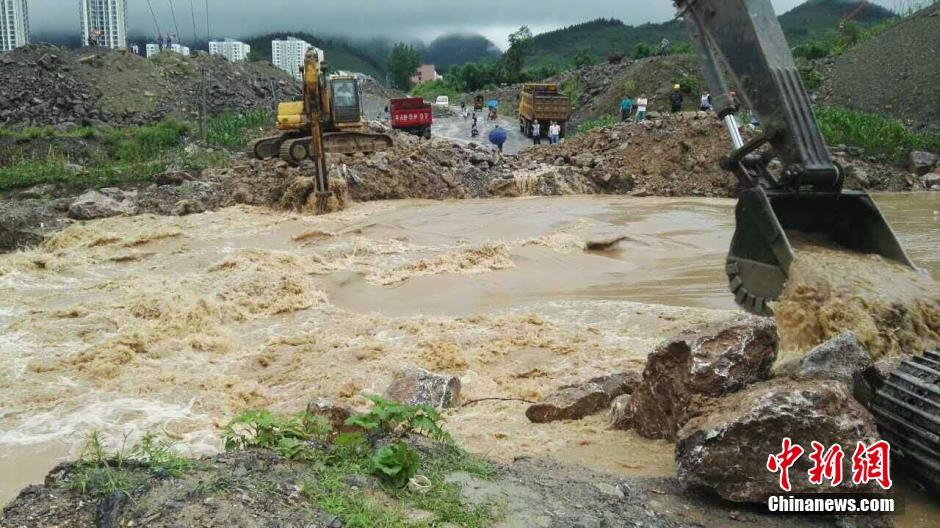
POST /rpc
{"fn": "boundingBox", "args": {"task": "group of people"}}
[619,85,717,122]
[528,120,562,145]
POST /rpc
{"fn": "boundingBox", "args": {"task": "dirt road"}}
[432,112,530,155]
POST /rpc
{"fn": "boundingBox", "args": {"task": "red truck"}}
[389,97,432,139]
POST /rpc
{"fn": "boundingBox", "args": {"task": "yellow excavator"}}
[250,50,392,196]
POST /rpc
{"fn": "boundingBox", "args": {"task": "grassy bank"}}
[816,106,940,161]
[62,399,502,527]
[0,110,271,192]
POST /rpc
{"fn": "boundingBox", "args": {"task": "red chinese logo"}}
[851,440,893,490]
[767,437,805,492]
[807,441,844,486]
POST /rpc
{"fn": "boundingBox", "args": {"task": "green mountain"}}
[525,0,894,67]
[243,32,386,80]
[423,34,501,68]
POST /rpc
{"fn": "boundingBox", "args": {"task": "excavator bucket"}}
[726,187,915,315]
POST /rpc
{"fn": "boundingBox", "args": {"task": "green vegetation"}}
[224,398,500,527]
[578,115,620,133]
[69,431,194,497]
[816,106,940,161]
[388,43,422,90]
[410,79,464,104]
[0,111,271,191]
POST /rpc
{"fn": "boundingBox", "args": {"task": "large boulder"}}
[384,367,461,409]
[626,315,777,440]
[676,378,883,502]
[795,331,873,384]
[67,190,136,220]
[908,150,937,176]
[527,371,641,423]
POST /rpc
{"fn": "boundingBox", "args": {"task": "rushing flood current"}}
[0,193,936,522]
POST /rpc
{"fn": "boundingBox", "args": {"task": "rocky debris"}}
[516,113,740,198]
[817,5,940,133]
[384,367,461,409]
[676,378,884,502]
[608,394,634,429]
[306,398,353,432]
[0,199,72,251]
[154,170,196,186]
[0,44,297,128]
[924,171,940,190]
[624,315,777,440]
[67,189,137,220]
[792,332,873,384]
[909,150,938,176]
[526,371,642,423]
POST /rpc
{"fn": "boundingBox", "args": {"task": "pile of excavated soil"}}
[516,113,740,197]
[817,4,940,133]
[774,239,940,367]
[0,44,298,128]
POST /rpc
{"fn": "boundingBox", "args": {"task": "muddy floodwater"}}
[0,193,937,518]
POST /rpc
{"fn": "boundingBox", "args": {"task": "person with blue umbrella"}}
[488,125,507,153]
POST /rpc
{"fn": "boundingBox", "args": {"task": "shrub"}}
[816,106,940,161]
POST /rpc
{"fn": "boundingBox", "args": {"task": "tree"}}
[573,48,598,68]
[633,42,654,59]
[502,26,533,83]
[387,43,421,90]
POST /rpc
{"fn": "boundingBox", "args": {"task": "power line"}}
[189,0,199,44]
[145,0,162,39]
[166,0,181,41]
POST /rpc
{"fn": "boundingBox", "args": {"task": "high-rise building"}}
[209,38,251,62]
[0,0,30,52]
[272,37,322,80]
[80,0,127,49]
[146,42,189,58]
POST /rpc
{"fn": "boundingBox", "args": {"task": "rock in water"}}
[908,150,937,176]
[527,371,642,423]
[526,383,608,423]
[67,190,136,220]
[626,315,777,440]
[676,378,883,502]
[385,367,461,409]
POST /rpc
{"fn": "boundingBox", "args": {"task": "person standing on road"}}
[670,85,683,113]
[548,121,560,145]
[635,94,649,122]
[660,37,670,56]
[531,120,541,145]
[700,92,712,111]
[620,97,634,121]
[489,125,507,153]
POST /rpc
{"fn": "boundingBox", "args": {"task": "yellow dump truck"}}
[517,83,572,138]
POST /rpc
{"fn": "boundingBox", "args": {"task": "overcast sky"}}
[31,1,897,48]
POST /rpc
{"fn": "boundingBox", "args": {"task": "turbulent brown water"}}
[0,193,936,524]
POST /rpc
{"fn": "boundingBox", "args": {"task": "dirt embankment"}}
[0,44,299,128]
[816,4,940,133]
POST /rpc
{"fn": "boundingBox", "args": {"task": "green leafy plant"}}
[370,441,420,488]
[223,410,332,452]
[134,433,192,477]
[816,106,940,161]
[578,115,619,133]
[344,395,450,442]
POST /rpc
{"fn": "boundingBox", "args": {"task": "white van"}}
[434,96,450,107]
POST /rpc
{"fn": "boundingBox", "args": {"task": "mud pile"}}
[773,239,940,368]
[0,44,298,128]
[517,113,740,197]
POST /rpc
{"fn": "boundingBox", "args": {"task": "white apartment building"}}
[146,42,190,58]
[209,38,250,62]
[80,0,127,49]
[272,37,322,80]
[0,0,29,52]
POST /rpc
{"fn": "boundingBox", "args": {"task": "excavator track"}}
[870,349,940,494]
[250,133,298,160]
[276,132,394,166]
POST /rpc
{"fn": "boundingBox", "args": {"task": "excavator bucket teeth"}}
[726,187,914,316]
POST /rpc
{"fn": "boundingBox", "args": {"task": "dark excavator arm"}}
[675,0,914,315]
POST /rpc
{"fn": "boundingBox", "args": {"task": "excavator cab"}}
[677,0,915,316]
[329,77,362,126]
